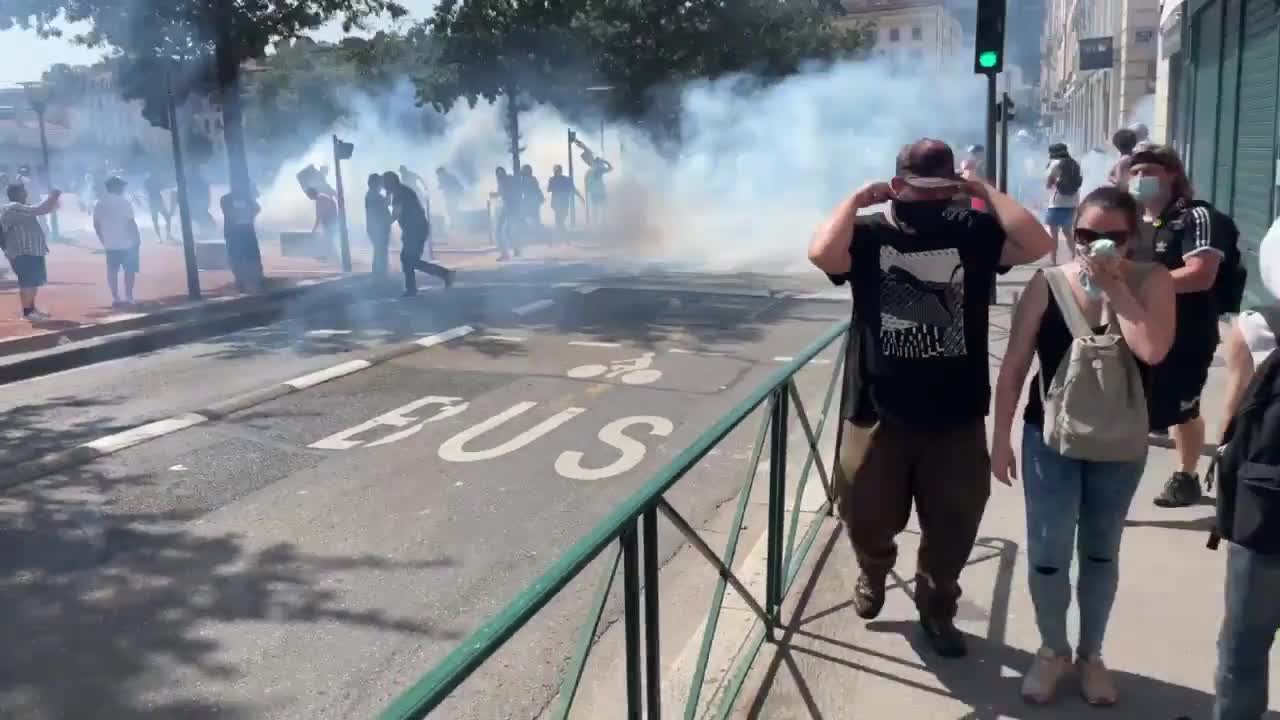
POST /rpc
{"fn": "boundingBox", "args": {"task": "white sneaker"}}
[1021,647,1073,704]
[24,310,52,321]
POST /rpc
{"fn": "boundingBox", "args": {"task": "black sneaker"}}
[1153,471,1202,508]
[853,572,886,620]
[919,614,968,658]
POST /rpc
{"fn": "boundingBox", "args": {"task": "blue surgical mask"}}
[1130,176,1161,201]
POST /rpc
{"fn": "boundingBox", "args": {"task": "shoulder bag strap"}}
[1043,267,1095,339]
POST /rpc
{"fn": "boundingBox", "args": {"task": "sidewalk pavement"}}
[729,292,1278,718]
[0,235,597,358]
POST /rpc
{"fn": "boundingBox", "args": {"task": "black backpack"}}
[1190,201,1248,315]
[1208,307,1280,554]
[1056,158,1083,195]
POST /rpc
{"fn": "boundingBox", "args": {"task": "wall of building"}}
[838,1,968,72]
[1041,0,1160,154]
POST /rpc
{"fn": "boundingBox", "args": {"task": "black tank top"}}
[1023,286,1153,427]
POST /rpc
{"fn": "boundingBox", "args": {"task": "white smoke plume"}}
[254,62,1003,273]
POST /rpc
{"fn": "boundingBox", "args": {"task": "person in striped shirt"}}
[1,182,61,321]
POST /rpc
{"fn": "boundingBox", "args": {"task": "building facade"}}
[838,0,968,73]
[1041,0,1161,153]
[1161,0,1280,305]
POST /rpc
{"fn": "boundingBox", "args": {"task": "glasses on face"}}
[1074,227,1130,246]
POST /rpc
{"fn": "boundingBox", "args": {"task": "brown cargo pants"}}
[834,417,992,618]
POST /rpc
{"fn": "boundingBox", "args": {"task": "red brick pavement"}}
[0,239,356,343]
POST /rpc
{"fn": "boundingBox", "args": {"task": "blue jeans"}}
[1021,425,1145,659]
[1215,542,1280,720]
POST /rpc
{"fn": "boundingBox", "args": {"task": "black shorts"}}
[105,246,140,274]
[9,254,47,288]
[1148,340,1216,430]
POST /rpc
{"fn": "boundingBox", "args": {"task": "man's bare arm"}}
[808,182,891,277]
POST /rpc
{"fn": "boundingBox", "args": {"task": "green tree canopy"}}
[414,0,872,123]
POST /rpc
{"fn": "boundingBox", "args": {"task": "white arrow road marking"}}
[438,402,585,462]
[554,415,674,481]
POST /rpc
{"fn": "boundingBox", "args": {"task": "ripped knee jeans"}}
[1021,425,1146,659]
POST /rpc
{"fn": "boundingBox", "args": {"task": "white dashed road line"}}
[512,299,556,316]
[85,413,209,454]
[568,340,621,348]
[415,324,476,348]
[7,323,479,489]
[479,335,526,343]
[284,360,374,390]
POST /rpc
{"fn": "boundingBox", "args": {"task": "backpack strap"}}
[1044,267,1095,339]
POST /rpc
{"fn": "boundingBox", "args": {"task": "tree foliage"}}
[414,0,873,123]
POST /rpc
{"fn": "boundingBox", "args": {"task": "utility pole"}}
[998,92,1011,193]
[332,135,354,273]
[166,65,201,300]
[567,128,577,228]
[975,0,1006,304]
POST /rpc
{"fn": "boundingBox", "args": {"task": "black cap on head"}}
[896,139,961,189]
[105,176,126,191]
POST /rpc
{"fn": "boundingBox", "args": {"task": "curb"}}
[3,324,477,490]
[0,274,365,360]
[0,276,372,386]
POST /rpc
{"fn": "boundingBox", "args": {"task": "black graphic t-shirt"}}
[1151,199,1231,354]
[829,208,1006,431]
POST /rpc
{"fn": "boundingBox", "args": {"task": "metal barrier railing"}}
[379,319,851,720]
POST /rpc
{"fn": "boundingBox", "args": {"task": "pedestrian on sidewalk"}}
[1044,143,1083,264]
[547,164,583,234]
[383,171,455,298]
[1,182,61,321]
[365,173,391,279]
[92,176,143,307]
[991,186,1175,706]
[810,138,1053,658]
[305,186,339,261]
[1130,145,1244,508]
[1211,217,1280,720]
[220,189,264,294]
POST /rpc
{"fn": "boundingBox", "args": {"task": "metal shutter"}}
[1215,0,1243,210]
[1233,0,1280,306]
[1191,2,1222,201]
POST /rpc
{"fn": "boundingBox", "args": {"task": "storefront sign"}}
[1135,28,1156,44]
[1079,37,1115,71]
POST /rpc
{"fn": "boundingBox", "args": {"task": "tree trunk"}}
[505,90,521,172]
[214,12,264,287]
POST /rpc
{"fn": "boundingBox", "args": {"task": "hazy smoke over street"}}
[254,61,998,273]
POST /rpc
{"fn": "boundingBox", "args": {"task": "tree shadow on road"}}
[0,461,461,720]
[0,394,131,467]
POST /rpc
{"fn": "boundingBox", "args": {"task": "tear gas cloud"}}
[253,61,1133,274]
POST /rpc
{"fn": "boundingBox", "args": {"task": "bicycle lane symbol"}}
[565,352,663,386]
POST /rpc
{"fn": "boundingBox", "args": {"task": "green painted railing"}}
[379,319,852,720]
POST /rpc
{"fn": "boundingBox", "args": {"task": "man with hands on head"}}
[809,139,1053,659]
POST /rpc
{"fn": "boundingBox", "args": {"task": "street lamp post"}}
[19,82,59,242]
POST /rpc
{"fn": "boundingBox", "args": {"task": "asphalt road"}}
[0,261,849,720]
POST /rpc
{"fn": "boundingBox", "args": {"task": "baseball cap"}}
[1129,143,1184,172]
[896,139,962,189]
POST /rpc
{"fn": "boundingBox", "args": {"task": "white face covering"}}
[1262,216,1280,301]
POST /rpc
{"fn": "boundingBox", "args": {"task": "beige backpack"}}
[1039,266,1151,462]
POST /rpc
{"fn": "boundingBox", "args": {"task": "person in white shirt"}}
[92,176,142,306]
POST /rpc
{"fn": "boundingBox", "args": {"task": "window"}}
[889,27,900,42]
[912,26,923,41]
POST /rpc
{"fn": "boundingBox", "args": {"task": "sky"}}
[0,0,440,86]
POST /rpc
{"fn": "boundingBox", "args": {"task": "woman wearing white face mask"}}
[1128,145,1245,510]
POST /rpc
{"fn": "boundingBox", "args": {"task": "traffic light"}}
[334,136,354,160]
[974,0,1006,74]
[996,95,1015,121]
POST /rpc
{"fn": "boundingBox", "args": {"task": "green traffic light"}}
[978,50,999,68]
